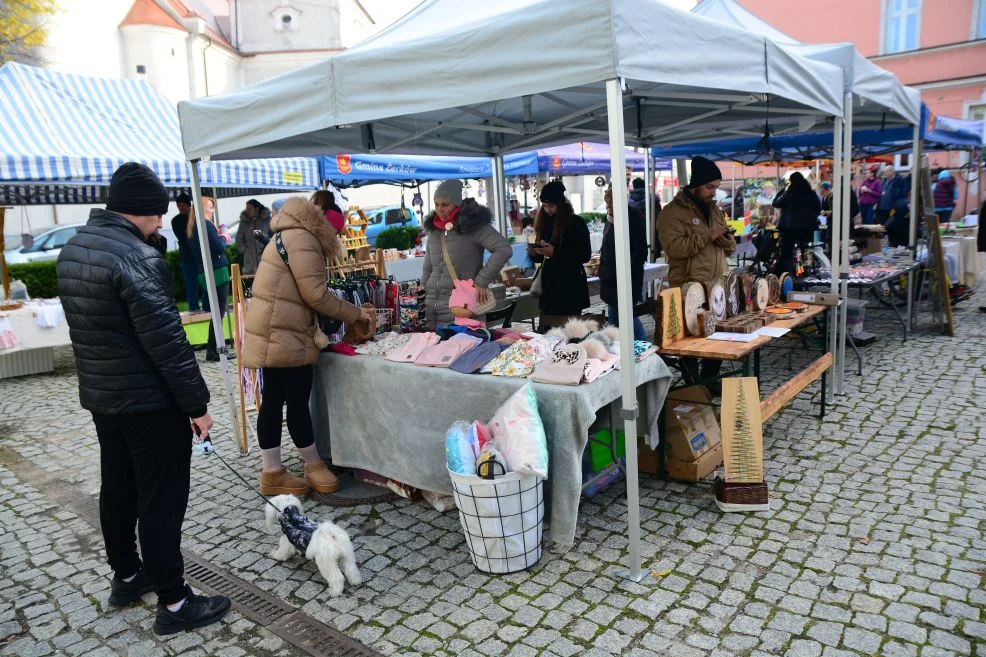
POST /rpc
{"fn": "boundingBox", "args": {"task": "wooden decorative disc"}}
[681,282,707,336]
[778,301,808,313]
[706,279,728,322]
[765,307,796,319]
[724,273,741,318]
[753,277,769,311]
[741,274,754,311]
[778,273,794,303]
[766,274,781,305]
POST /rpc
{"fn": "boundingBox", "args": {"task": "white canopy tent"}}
[178,0,845,578]
[694,0,923,397]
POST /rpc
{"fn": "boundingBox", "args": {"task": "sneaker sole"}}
[259,484,310,496]
[307,480,340,494]
[152,599,232,635]
[108,585,156,607]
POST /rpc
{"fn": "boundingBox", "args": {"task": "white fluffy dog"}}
[263,494,361,597]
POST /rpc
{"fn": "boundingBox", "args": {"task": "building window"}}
[883,0,921,54]
[975,0,986,39]
[970,103,986,122]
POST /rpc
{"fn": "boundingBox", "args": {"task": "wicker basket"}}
[715,477,768,505]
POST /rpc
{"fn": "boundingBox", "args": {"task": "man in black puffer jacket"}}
[56,163,230,636]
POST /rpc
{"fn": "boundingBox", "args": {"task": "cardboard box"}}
[664,386,722,462]
[638,443,659,475]
[665,442,723,481]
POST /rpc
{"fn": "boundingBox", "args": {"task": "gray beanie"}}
[434,179,464,206]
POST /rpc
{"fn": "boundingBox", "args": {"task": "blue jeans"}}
[860,203,876,225]
[180,260,209,312]
[607,304,645,342]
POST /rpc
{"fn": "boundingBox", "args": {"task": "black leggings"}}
[257,365,315,450]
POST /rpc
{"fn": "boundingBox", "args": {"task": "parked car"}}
[363,205,420,246]
[4,222,177,265]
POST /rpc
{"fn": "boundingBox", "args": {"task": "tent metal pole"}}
[605,78,643,583]
[675,159,687,192]
[189,160,241,449]
[495,154,508,235]
[907,124,921,335]
[643,148,653,262]
[837,95,853,395]
[829,118,843,403]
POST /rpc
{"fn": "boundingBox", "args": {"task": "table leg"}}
[820,371,826,419]
[754,349,761,381]
[657,404,667,481]
[743,356,751,377]
[886,284,908,341]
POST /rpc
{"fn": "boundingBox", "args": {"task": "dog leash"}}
[197,438,285,517]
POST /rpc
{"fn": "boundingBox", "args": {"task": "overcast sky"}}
[361,0,699,30]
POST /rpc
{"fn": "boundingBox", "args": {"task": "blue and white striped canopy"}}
[0,63,320,199]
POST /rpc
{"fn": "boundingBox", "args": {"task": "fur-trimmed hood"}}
[424,198,494,235]
[271,197,341,259]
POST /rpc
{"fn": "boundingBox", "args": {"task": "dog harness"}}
[278,506,317,551]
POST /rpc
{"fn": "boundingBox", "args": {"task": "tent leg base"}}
[616,568,649,583]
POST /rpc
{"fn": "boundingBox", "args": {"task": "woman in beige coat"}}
[243,197,373,496]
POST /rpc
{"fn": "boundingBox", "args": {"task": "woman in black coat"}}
[598,185,648,340]
[772,172,821,276]
[528,181,592,330]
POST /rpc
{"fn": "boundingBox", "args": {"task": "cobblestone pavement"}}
[1,268,984,657]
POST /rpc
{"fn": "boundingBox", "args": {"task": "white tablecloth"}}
[941,237,979,286]
[0,301,71,353]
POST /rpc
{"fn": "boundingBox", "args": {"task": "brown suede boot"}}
[304,461,340,494]
[259,467,310,496]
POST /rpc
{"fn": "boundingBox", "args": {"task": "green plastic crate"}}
[588,429,627,472]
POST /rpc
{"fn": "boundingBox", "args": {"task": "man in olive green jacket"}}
[658,157,735,288]
[657,157,734,392]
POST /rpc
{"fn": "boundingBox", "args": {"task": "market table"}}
[0,301,71,379]
[310,352,673,549]
[656,303,832,478]
[797,258,923,339]
[658,304,828,388]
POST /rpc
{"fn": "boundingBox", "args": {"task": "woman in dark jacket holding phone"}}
[528,181,592,330]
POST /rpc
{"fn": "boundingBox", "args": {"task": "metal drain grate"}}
[183,552,293,626]
[270,612,385,657]
[183,551,384,657]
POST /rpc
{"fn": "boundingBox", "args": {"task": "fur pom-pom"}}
[582,337,609,360]
[563,318,599,341]
[602,327,621,343]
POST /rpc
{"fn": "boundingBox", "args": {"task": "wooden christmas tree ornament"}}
[715,377,769,512]
[657,288,686,347]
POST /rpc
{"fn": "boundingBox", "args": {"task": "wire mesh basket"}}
[448,467,544,574]
[374,308,394,334]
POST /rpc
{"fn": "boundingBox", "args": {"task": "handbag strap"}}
[439,233,459,283]
[275,233,290,270]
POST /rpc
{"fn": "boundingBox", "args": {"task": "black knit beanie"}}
[539,180,567,204]
[105,162,170,216]
[687,157,723,189]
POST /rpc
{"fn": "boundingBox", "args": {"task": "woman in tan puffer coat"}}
[243,197,373,497]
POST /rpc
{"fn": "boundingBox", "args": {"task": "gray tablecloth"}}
[311,352,672,549]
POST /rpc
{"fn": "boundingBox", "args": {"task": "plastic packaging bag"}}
[445,421,478,475]
[488,384,548,479]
